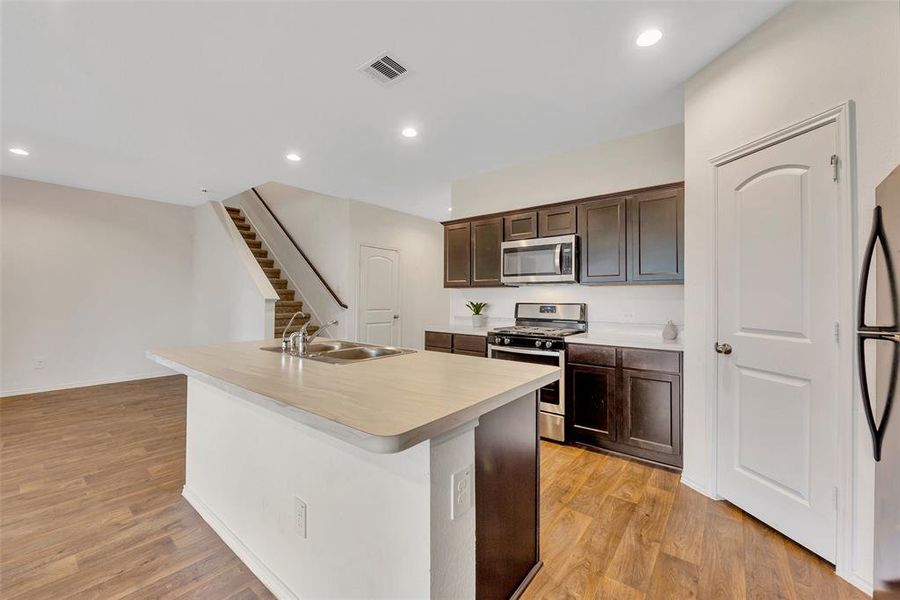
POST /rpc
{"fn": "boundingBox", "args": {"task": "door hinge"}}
[832,486,839,511]
[831,154,839,182]
[834,321,840,344]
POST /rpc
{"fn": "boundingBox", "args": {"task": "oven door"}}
[488,345,565,415]
[501,234,577,285]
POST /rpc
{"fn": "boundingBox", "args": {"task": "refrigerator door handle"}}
[858,206,900,332]
[858,332,900,461]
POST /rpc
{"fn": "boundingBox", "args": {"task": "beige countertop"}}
[148,339,559,454]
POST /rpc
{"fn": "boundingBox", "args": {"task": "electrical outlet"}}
[621,312,636,321]
[33,358,46,370]
[451,466,473,520]
[294,497,307,538]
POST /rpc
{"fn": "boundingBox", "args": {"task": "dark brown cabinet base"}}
[475,393,540,600]
[567,344,683,468]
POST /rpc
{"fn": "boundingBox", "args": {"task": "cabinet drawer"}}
[425,346,452,353]
[566,344,616,367]
[619,348,680,374]
[454,349,486,357]
[454,334,487,354]
[425,331,453,349]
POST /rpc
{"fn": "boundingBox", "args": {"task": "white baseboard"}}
[182,486,297,600]
[838,569,873,597]
[0,371,177,398]
[679,474,717,499]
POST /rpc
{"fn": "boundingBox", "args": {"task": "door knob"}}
[715,342,733,355]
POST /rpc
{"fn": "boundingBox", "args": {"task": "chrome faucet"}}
[281,311,307,351]
[290,319,338,356]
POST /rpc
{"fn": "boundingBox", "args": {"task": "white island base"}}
[183,378,533,599]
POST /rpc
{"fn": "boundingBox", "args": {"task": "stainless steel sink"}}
[305,340,361,354]
[259,340,414,364]
[308,345,414,364]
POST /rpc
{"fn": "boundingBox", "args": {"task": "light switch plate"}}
[451,466,473,520]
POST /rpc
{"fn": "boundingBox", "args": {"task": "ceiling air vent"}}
[360,53,409,85]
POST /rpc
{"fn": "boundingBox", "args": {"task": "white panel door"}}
[716,122,840,561]
[358,246,400,346]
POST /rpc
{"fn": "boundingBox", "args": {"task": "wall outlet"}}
[621,312,636,321]
[451,465,473,520]
[33,358,46,370]
[294,496,307,538]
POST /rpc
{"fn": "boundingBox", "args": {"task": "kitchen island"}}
[148,339,559,600]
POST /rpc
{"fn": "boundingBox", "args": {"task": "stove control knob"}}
[504,337,511,345]
[545,341,553,349]
[535,340,542,348]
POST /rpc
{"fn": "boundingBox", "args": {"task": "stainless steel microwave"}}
[500,234,578,285]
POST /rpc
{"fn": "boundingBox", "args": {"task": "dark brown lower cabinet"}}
[423,331,487,357]
[569,364,617,444]
[475,393,540,600]
[567,345,683,468]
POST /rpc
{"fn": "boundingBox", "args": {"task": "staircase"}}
[225,206,317,338]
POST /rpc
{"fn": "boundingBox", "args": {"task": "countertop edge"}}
[147,351,558,454]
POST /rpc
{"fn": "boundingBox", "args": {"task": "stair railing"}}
[250,187,349,309]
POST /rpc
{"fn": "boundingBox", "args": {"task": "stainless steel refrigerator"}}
[858,164,900,599]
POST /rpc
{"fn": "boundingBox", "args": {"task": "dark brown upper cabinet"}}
[444,222,471,287]
[503,211,538,241]
[538,205,577,237]
[577,196,627,284]
[628,187,684,282]
[471,217,503,287]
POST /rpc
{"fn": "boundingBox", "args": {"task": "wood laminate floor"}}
[1,376,867,599]
[523,442,867,600]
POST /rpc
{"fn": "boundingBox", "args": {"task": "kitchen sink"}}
[308,345,414,364]
[260,340,414,364]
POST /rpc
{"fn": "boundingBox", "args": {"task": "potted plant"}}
[466,301,488,328]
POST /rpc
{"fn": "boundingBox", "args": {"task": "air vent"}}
[360,53,409,85]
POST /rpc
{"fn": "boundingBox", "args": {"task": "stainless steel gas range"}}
[487,303,587,442]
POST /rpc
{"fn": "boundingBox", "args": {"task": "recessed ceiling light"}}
[636,29,663,47]
[285,153,302,162]
[401,127,418,138]
[9,147,29,156]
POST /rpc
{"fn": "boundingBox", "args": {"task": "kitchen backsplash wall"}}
[449,283,684,326]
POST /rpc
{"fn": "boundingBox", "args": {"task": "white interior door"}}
[716,122,840,561]
[358,245,400,346]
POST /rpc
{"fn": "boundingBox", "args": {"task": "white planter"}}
[471,314,488,328]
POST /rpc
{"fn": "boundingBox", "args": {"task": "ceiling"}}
[1,1,787,220]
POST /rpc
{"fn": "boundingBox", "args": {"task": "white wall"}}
[0,176,194,395]
[450,124,684,219]
[190,202,277,345]
[683,1,900,589]
[448,124,685,328]
[251,182,450,348]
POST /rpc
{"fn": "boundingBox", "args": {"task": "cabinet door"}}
[628,187,684,282]
[577,197,627,284]
[504,211,538,241]
[619,369,682,461]
[569,363,617,444]
[538,205,577,237]
[471,217,503,287]
[444,222,471,287]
